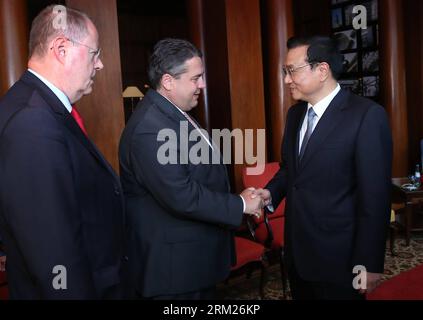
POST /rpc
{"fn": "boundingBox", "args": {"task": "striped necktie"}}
[299,107,317,160]
[182,111,213,150]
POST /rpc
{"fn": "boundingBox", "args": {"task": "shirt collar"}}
[155,90,189,116]
[307,83,341,118]
[28,69,73,113]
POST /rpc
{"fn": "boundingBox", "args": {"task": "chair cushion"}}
[367,263,423,300]
[231,237,265,270]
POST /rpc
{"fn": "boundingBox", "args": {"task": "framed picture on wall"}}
[331,8,344,29]
[331,0,380,101]
[361,25,376,48]
[334,29,358,50]
[331,0,350,5]
[342,52,359,73]
[364,0,378,21]
[339,79,362,95]
[362,76,379,97]
[344,4,356,26]
[362,51,379,73]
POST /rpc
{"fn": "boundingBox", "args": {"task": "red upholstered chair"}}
[0,270,8,300]
[229,236,267,299]
[367,263,423,300]
[242,162,288,297]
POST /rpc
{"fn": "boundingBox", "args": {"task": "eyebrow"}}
[191,73,204,79]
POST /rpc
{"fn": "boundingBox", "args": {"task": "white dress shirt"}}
[28,69,73,113]
[298,84,341,153]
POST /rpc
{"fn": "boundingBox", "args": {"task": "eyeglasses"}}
[66,38,101,62]
[282,62,316,78]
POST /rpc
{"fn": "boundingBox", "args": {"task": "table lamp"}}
[122,86,144,111]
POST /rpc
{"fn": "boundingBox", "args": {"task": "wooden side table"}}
[392,177,423,246]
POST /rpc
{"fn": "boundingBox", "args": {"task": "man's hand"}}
[0,255,6,272]
[359,272,383,294]
[240,188,263,217]
[251,188,272,207]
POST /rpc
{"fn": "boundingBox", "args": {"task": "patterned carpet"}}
[216,234,423,300]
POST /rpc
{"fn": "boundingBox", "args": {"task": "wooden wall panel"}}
[404,0,423,170]
[186,0,210,133]
[379,0,409,177]
[0,0,28,95]
[66,0,125,173]
[225,0,267,192]
[261,0,295,162]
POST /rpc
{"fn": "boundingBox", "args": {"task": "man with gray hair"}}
[0,5,125,299]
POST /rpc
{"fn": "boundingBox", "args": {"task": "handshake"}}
[240,188,272,218]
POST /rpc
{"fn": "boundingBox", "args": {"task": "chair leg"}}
[259,255,268,300]
[280,248,288,299]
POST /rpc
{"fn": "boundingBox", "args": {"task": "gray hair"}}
[29,4,91,58]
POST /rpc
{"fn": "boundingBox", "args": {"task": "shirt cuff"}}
[266,200,274,212]
[240,195,246,213]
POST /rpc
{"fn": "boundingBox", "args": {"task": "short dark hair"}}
[148,38,203,90]
[287,36,344,80]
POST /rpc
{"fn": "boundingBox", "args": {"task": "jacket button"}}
[114,188,120,195]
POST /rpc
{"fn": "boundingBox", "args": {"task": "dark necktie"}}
[71,107,88,136]
[299,107,317,160]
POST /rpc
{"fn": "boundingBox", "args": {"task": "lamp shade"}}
[122,86,144,98]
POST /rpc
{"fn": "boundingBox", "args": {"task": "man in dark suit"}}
[119,38,263,300]
[0,236,5,272]
[0,5,125,299]
[254,36,392,299]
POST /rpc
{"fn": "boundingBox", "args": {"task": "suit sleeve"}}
[265,110,291,208]
[128,130,243,228]
[0,234,4,257]
[352,104,393,273]
[0,108,95,298]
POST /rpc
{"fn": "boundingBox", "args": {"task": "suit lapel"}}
[294,103,308,171]
[21,71,119,180]
[147,89,230,190]
[298,89,349,171]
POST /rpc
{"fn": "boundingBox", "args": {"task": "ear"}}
[161,74,174,91]
[318,62,331,81]
[50,37,69,64]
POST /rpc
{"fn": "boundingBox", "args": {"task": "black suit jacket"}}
[119,89,243,297]
[266,89,392,284]
[0,71,125,299]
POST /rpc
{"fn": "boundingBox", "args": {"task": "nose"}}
[284,73,292,85]
[198,76,206,89]
[95,58,104,71]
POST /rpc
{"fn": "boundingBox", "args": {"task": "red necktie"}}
[71,107,88,136]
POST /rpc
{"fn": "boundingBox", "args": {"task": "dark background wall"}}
[5,0,422,183]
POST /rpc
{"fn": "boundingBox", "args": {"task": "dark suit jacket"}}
[119,89,243,297]
[266,89,392,285]
[0,71,125,299]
